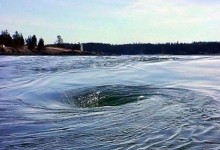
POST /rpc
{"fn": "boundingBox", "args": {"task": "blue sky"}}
[0,0,220,44]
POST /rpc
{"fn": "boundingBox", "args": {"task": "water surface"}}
[0,56,220,149]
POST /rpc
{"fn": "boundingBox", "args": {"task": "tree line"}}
[48,42,220,55]
[0,30,45,51]
[1,29,220,55]
[81,42,220,55]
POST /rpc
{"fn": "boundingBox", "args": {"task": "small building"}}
[80,43,83,52]
[78,42,83,52]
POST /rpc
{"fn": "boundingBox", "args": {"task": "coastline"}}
[1,45,220,56]
[0,46,100,56]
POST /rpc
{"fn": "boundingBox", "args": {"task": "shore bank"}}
[0,46,99,55]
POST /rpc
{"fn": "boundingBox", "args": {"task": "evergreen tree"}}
[37,38,45,51]
[26,35,37,50]
[32,35,37,48]
[13,31,20,47]
[0,30,13,47]
[12,31,24,48]
[20,34,24,47]
[26,36,34,50]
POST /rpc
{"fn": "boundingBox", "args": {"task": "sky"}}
[0,0,220,44]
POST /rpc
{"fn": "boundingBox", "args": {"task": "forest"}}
[0,30,45,51]
[55,42,220,55]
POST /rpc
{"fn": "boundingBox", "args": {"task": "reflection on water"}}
[0,56,220,149]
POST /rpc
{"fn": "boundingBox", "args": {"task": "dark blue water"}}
[0,56,220,149]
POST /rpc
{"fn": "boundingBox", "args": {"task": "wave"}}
[22,56,179,73]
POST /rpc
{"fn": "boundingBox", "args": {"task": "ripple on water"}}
[1,85,220,149]
[60,85,220,149]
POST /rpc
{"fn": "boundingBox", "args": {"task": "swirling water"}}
[0,56,220,149]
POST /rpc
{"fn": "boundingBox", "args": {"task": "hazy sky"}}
[1,0,220,44]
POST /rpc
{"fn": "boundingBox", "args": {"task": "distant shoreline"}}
[0,46,101,56]
[1,42,220,56]
[1,30,220,56]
